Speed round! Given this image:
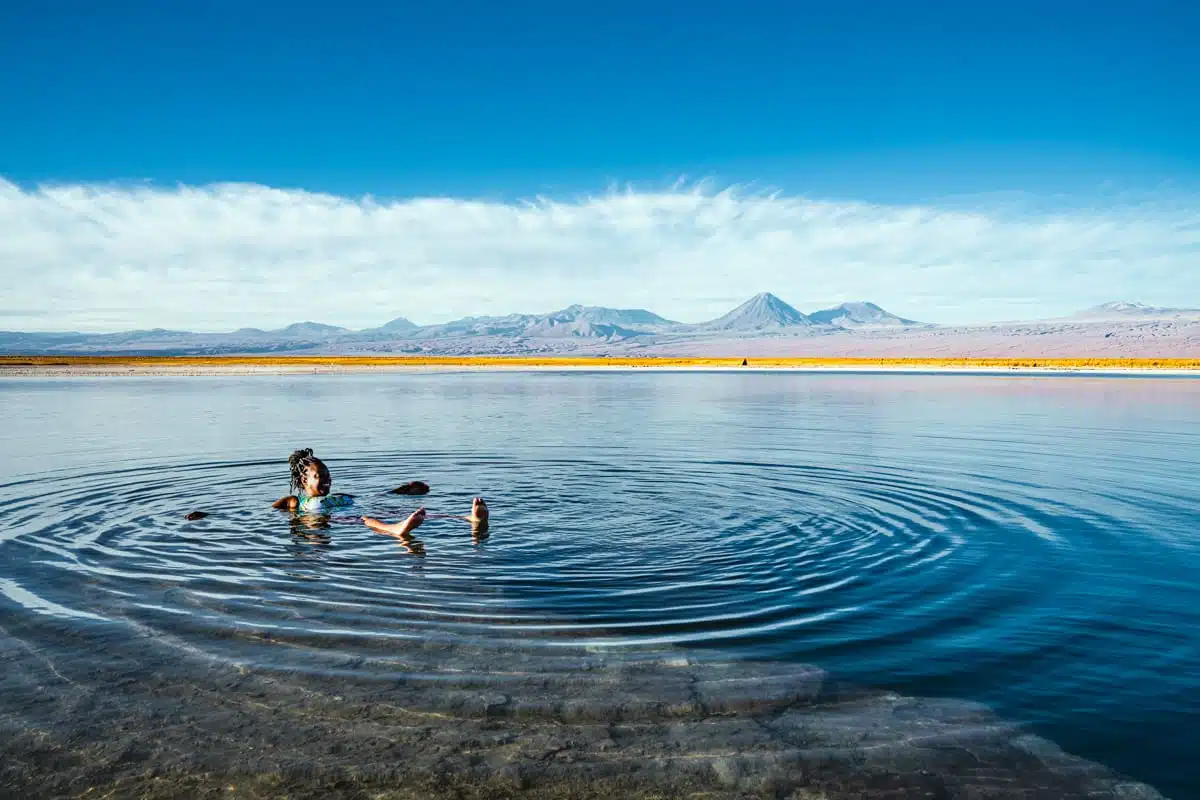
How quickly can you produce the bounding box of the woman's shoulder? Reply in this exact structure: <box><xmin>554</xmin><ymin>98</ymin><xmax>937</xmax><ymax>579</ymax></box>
<box><xmin>272</xmin><ymin>495</ymin><xmax>299</xmax><ymax>510</ymax></box>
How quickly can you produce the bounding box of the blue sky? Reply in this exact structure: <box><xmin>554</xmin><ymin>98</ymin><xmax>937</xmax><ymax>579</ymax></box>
<box><xmin>0</xmin><ymin>1</ymin><xmax>1197</xmax><ymax>330</ymax></box>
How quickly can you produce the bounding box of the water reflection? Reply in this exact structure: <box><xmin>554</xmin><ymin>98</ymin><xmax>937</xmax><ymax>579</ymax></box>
<box><xmin>385</xmin><ymin>529</ymin><xmax>426</xmax><ymax>556</ymax></box>
<box><xmin>288</xmin><ymin>514</ymin><xmax>334</xmax><ymax>535</ymax></box>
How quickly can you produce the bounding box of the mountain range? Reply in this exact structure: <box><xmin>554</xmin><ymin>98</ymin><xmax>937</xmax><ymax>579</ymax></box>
<box><xmin>1</xmin><ymin>295</ymin><xmax>1196</xmax><ymax>357</ymax></box>
<box><xmin>0</xmin><ymin>294</ymin><xmax>926</xmax><ymax>355</ymax></box>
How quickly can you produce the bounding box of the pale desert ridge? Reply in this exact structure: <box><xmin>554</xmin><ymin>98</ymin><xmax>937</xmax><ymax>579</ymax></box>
<box><xmin>1</xmin><ymin>296</ymin><xmax>1198</xmax><ymax>359</ymax></box>
<box><xmin>628</xmin><ymin>318</ymin><xmax>1200</xmax><ymax>358</ymax></box>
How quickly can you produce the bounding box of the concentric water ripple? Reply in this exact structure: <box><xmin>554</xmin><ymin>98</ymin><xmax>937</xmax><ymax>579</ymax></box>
<box><xmin>3</xmin><ymin>455</ymin><xmax>972</xmax><ymax>652</ymax></box>
<box><xmin>0</xmin><ymin>372</ymin><xmax>1197</xmax><ymax>797</ymax></box>
<box><xmin>0</xmin><ymin>445</ymin><xmax>1183</xmax><ymax>674</ymax></box>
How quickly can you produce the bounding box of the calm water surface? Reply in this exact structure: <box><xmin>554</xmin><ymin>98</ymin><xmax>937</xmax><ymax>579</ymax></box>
<box><xmin>0</xmin><ymin>372</ymin><xmax>1196</xmax><ymax>796</ymax></box>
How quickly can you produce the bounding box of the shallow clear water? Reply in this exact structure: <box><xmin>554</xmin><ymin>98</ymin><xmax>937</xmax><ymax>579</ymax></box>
<box><xmin>0</xmin><ymin>372</ymin><xmax>1197</xmax><ymax>796</ymax></box>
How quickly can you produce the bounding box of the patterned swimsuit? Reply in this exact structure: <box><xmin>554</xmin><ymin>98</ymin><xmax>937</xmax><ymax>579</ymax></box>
<box><xmin>297</xmin><ymin>494</ymin><xmax>354</xmax><ymax>513</ymax></box>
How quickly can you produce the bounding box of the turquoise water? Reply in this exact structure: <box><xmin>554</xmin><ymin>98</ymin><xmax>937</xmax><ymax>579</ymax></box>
<box><xmin>0</xmin><ymin>372</ymin><xmax>1196</xmax><ymax>797</ymax></box>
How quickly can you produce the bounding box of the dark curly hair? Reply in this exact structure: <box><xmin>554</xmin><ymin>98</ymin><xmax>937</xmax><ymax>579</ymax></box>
<box><xmin>288</xmin><ymin>448</ymin><xmax>326</xmax><ymax>494</ymax></box>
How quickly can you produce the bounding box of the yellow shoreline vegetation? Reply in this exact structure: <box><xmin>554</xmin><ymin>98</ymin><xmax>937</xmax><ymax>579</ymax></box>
<box><xmin>1</xmin><ymin>355</ymin><xmax>1197</xmax><ymax>370</ymax></box>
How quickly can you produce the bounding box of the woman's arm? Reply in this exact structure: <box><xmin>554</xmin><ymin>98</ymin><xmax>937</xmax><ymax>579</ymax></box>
<box><xmin>272</xmin><ymin>495</ymin><xmax>299</xmax><ymax>510</ymax></box>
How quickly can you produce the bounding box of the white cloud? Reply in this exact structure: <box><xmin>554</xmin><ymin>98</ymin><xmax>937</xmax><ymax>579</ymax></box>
<box><xmin>0</xmin><ymin>178</ymin><xmax>1197</xmax><ymax>331</ymax></box>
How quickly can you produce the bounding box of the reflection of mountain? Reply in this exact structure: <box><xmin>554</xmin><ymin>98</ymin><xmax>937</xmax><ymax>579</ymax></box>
<box><xmin>3</xmin><ymin>296</ymin><xmax>1196</xmax><ymax>358</ymax></box>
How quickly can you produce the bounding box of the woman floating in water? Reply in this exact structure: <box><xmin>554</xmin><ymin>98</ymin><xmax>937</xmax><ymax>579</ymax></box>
<box><xmin>271</xmin><ymin>448</ymin><xmax>356</xmax><ymax>513</ymax></box>
<box><xmin>272</xmin><ymin>448</ymin><xmax>489</xmax><ymax>543</ymax></box>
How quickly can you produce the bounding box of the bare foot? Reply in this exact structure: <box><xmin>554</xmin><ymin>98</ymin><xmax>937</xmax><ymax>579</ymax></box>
<box><xmin>363</xmin><ymin>507</ymin><xmax>427</xmax><ymax>537</ymax></box>
<box><xmin>468</xmin><ymin>497</ymin><xmax>489</xmax><ymax>535</ymax></box>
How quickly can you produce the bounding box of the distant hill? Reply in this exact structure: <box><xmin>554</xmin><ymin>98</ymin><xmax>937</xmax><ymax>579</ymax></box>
<box><xmin>808</xmin><ymin>301</ymin><xmax>921</xmax><ymax>328</ymax></box>
<box><xmin>410</xmin><ymin>313</ymin><xmax>542</xmax><ymax>340</ymax></box>
<box><xmin>373</xmin><ymin>317</ymin><xmax>419</xmax><ymax>332</ymax></box>
<box><xmin>403</xmin><ymin>304</ymin><xmax>674</xmax><ymax>342</ymax></box>
<box><xmin>1073</xmin><ymin>301</ymin><xmax>1200</xmax><ymax>320</ymax></box>
<box><xmin>523</xmin><ymin>319</ymin><xmax>643</xmax><ymax>340</ymax></box>
<box><xmin>277</xmin><ymin>322</ymin><xmax>347</xmax><ymax>338</ymax></box>
<box><xmin>692</xmin><ymin>293</ymin><xmax>811</xmax><ymax>332</ymax></box>
<box><xmin>547</xmin><ymin>304</ymin><xmax>679</xmax><ymax>331</ymax></box>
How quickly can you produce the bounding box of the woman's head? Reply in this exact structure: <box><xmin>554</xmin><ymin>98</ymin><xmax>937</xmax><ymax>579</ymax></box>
<box><xmin>289</xmin><ymin>448</ymin><xmax>331</xmax><ymax>497</ymax></box>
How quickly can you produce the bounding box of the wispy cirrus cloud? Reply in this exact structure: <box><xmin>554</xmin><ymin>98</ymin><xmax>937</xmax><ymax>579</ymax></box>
<box><xmin>0</xmin><ymin>178</ymin><xmax>1197</xmax><ymax>331</ymax></box>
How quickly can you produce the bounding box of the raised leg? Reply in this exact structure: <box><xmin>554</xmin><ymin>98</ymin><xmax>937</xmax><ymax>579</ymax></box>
<box><xmin>362</xmin><ymin>507</ymin><xmax>427</xmax><ymax>537</ymax></box>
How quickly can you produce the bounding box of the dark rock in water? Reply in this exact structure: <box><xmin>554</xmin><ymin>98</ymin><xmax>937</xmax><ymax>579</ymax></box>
<box><xmin>391</xmin><ymin>481</ymin><xmax>431</xmax><ymax>495</ymax></box>
<box><xmin>184</xmin><ymin>511</ymin><xmax>208</xmax><ymax>521</ymax></box>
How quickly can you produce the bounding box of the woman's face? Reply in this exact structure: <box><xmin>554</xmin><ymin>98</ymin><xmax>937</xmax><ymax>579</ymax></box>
<box><xmin>300</xmin><ymin>462</ymin><xmax>331</xmax><ymax>497</ymax></box>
